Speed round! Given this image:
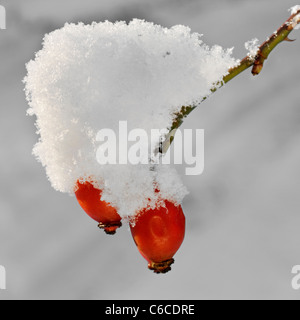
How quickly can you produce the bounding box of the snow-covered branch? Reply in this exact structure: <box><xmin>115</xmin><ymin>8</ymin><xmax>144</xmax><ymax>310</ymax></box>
<box><xmin>164</xmin><ymin>6</ymin><xmax>300</xmax><ymax>154</ymax></box>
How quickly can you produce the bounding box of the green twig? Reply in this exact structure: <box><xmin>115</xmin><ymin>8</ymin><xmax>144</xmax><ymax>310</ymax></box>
<box><xmin>161</xmin><ymin>7</ymin><xmax>300</xmax><ymax>154</ymax></box>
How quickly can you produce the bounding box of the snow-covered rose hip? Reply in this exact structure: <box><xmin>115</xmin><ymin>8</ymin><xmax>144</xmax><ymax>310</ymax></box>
<box><xmin>75</xmin><ymin>180</ymin><xmax>122</xmax><ymax>235</ymax></box>
<box><xmin>130</xmin><ymin>200</ymin><xmax>185</xmax><ymax>274</ymax></box>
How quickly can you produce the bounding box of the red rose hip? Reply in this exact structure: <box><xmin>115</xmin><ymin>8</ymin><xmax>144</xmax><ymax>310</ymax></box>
<box><xmin>130</xmin><ymin>200</ymin><xmax>185</xmax><ymax>274</ymax></box>
<box><xmin>75</xmin><ymin>180</ymin><xmax>122</xmax><ymax>235</ymax></box>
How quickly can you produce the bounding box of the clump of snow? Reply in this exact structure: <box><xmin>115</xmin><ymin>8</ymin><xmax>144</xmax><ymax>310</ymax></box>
<box><xmin>289</xmin><ymin>5</ymin><xmax>300</xmax><ymax>15</ymax></box>
<box><xmin>289</xmin><ymin>5</ymin><xmax>300</xmax><ymax>30</ymax></box>
<box><xmin>99</xmin><ymin>164</ymin><xmax>188</xmax><ymax>219</ymax></box>
<box><xmin>291</xmin><ymin>14</ymin><xmax>300</xmax><ymax>30</ymax></box>
<box><xmin>24</xmin><ymin>19</ymin><xmax>237</xmax><ymax>218</ymax></box>
<box><xmin>245</xmin><ymin>38</ymin><xmax>259</xmax><ymax>58</ymax></box>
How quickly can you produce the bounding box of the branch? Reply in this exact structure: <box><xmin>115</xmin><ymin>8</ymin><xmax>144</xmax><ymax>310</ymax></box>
<box><xmin>160</xmin><ymin>7</ymin><xmax>300</xmax><ymax>155</ymax></box>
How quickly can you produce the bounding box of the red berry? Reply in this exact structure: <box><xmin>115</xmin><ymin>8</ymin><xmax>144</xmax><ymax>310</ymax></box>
<box><xmin>75</xmin><ymin>180</ymin><xmax>122</xmax><ymax>235</ymax></box>
<box><xmin>130</xmin><ymin>200</ymin><xmax>185</xmax><ymax>274</ymax></box>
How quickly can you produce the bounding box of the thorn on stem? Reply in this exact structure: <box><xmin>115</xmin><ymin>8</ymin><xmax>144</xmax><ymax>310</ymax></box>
<box><xmin>284</xmin><ymin>36</ymin><xmax>296</xmax><ymax>42</ymax></box>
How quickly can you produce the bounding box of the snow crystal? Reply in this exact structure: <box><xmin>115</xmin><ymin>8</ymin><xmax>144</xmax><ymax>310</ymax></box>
<box><xmin>24</xmin><ymin>19</ymin><xmax>237</xmax><ymax>217</ymax></box>
<box><xmin>245</xmin><ymin>38</ymin><xmax>259</xmax><ymax>58</ymax></box>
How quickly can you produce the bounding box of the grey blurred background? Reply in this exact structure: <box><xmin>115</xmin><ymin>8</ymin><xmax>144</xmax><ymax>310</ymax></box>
<box><xmin>0</xmin><ymin>0</ymin><xmax>300</xmax><ymax>300</ymax></box>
